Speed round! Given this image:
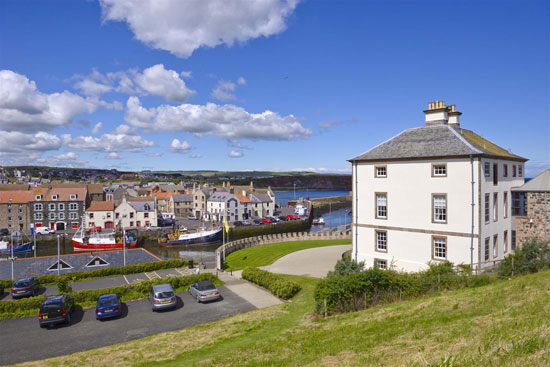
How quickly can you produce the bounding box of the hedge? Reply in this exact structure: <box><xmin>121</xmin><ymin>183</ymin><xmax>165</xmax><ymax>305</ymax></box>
<box><xmin>0</xmin><ymin>259</ymin><xmax>189</xmax><ymax>290</ymax></box>
<box><xmin>0</xmin><ymin>273</ymin><xmax>219</xmax><ymax>320</ymax></box>
<box><xmin>241</xmin><ymin>267</ymin><xmax>301</xmax><ymax>300</ymax></box>
<box><xmin>314</xmin><ymin>261</ymin><xmax>496</xmax><ymax>316</ymax></box>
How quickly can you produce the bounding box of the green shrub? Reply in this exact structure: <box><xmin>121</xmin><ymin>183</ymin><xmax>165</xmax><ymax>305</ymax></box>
<box><xmin>56</xmin><ymin>277</ymin><xmax>72</xmax><ymax>294</ymax></box>
<box><xmin>498</xmin><ymin>240</ymin><xmax>550</xmax><ymax>277</ymax></box>
<box><xmin>330</xmin><ymin>257</ymin><xmax>365</xmax><ymax>277</ymax></box>
<box><xmin>242</xmin><ymin>267</ymin><xmax>301</xmax><ymax>300</ymax></box>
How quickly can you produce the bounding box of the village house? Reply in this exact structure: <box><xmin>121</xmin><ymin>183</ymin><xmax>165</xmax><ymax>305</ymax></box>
<box><xmin>115</xmin><ymin>197</ymin><xmax>157</xmax><ymax>228</ymax></box>
<box><xmin>87</xmin><ymin>183</ymin><xmax>105</xmax><ymax>201</ymax></box>
<box><xmin>511</xmin><ymin>170</ymin><xmax>550</xmax><ymax>246</ymax></box>
<box><xmin>29</xmin><ymin>187</ymin><xmax>88</xmax><ymax>231</ymax></box>
<box><xmin>349</xmin><ymin>101</ymin><xmax>527</xmax><ymax>272</ymax></box>
<box><xmin>86</xmin><ymin>201</ymin><xmax>115</xmax><ymax>230</ymax></box>
<box><xmin>153</xmin><ymin>192</ymin><xmax>174</xmax><ymax>213</ymax></box>
<box><xmin>207</xmin><ymin>191</ymin><xmax>244</xmax><ymax>222</ymax></box>
<box><xmin>0</xmin><ymin>191</ymin><xmax>32</xmax><ymax>232</ymax></box>
<box><xmin>170</xmin><ymin>194</ymin><xmax>194</xmax><ymax>217</ymax></box>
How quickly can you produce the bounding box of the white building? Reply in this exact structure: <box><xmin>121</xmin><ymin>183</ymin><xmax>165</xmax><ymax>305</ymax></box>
<box><xmin>86</xmin><ymin>201</ymin><xmax>115</xmax><ymax>230</ymax></box>
<box><xmin>207</xmin><ymin>192</ymin><xmax>244</xmax><ymax>223</ymax></box>
<box><xmin>349</xmin><ymin>101</ymin><xmax>527</xmax><ymax>272</ymax></box>
<box><xmin>115</xmin><ymin>197</ymin><xmax>157</xmax><ymax>228</ymax></box>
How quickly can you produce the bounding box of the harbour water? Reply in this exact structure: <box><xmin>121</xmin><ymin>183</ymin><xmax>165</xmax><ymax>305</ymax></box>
<box><xmin>275</xmin><ymin>190</ymin><xmax>350</xmax><ymax>206</ymax></box>
<box><xmin>310</xmin><ymin>208</ymin><xmax>352</xmax><ymax>232</ymax></box>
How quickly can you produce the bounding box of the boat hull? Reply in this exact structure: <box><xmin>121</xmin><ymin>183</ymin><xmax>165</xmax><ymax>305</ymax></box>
<box><xmin>0</xmin><ymin>241</ymin><xmax>33</xmax><ymax>255</ymax></box>
<box><xmin>159</xmin><ymin>229</ymin><xmax>222</xmax><ymax>247</ymax></box>
<box><xmin>72</xmin><ymin>240</ymin><xmax>136</xmax><ymax>252</ymax></box>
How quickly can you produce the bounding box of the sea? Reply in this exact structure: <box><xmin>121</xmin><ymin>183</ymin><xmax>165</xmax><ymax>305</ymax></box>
<box><xmin>275</xmin><ymin>190</ymin><xmax>350</xmax><ymax>206</ymax></box>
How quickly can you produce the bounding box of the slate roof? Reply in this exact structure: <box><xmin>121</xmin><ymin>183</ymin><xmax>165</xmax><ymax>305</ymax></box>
<box><xmin>512</xmin><ymin>170</ymin><xmax>550</xmax><ymax>192</ymax></box>
<box><xmin>129</xmin><ymin>201</ymin><xmax>154</xmax><ymax>212</ymax></box>
<box><xmin>172</xmin><ymin>194</ymin><xmax>193</xmax><ymax>203</ymax></box>
<box><xmin>208</xmin><ymin>192</ymin><xmax>233</xmax><ymax>202</ymax></box>
<box><xmin>349</xmin><ymin>125</ymin><xmax>527</xmax><ymax>162</ymax></box>
<box><xmin>0</xmin><ymin>248</ymin><xmax>159</xmax><ymax>279</ymax></box>
<box><xmin>250</xmin><ymin>193</ymin><xmax>272</xmax><ymax>203</ymax></box>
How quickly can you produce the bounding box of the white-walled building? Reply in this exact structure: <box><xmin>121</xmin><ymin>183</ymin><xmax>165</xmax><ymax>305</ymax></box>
<box><xmin>86</xmin><ymin>201</ymin><xmax>115</xmax><ymax>229</ymax></box>
<box><xmin>349</xmin><ymin>101</ymin><xmax>527</xmax><ymax>272</ymax></box>
<box><xmin>115</xmin><ymin>197</ymin><xmax>157</xmax><ymax>228</ymax></box>
<box><xmin>207</xmin><ymin>192</ymin><xmax>244</xmax><ymax>222</ymax></box>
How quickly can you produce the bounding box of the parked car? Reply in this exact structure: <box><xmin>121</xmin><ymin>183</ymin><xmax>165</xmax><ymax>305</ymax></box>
<box><xmin>285</xmin><ymin>214</ymin><xmax>295</xmax><ymax>220</ymax></box>
<box><xmin>144</xmin><ymin>226</ymin><xmax>162</xmax><ymax>231</ymax></box>
<box><xmin>278</xmin><ymin>216</ymin><xmax>289</xmax><ymax>222</ymax></box>
<box><xmin>187</xmin><ymin>215</ymin><xmax>198</xmax><ymax>220</ymax></box>
<box><xmin>11</xmin><ymin>277</ymin><xmax>40</xmax><ymax>298</ymax></box>
<box><xmin>95</xmin><ymin>294</ymin><xmax>122</xmax><ymax>320</ymax></box>
<box><xmin>0</xmin><ymin>228</ymin><xmax>9</xmax><ymax>236</ymax></box>
<box><xmin>233</xmin><ymin>221</ymin><xmax>243</xmax><ymax>227</ymax></box>
<box><xmin>148</xmin><ymin>284</ymin><xmax>177</xmax><ymax>311</ymax></box>
<box><xmin>35</xmin><ymin>227</ymin><xmax>55</xmax><ymax>235</ymax></box>
<box><xmin>241</xmin><ymin>220</ymin><xmax>251</xmax><ymax>226</ymax></box>
<box><xmin>253</xmin><ymin>219</ymin><xmax>264</xmax><ymax>225</ymax></box>
<box><xmin>261</xmin><ymin>218</ymin><xmax>271</xmax><ymax>224</ymax></box>
<box><xmin>189</xmin><ymin>280</ymin><xmax>221</xmax><ymax>303</ymax></box>
<box><xmin>267</xmin><ymin>216</ymin><xmax>279</xmax><ymax>223</ymax></box>
<box><xmin>39</xmin><ymin>294</ymin><xmax>74</xmax><ymax>328</ymax></box>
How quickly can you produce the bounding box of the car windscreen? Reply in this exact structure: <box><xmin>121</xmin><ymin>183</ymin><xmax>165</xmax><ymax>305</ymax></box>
<box><xmin>41</xmin><ymin>304</ymin><xmax>62</xmax><ymax>311</ymax></box>
<box><xmin>196</xmin><ymin>282</ymin><xmax>215</xmax><ymax>291</ymax></box>
<box><xmin>155</xmin><ymin>291</ymin><xmax>174</xmax><ymax>299</ymax></box>
<box><xmin>13</xmin><ymin>281</ymin><xmax>30</xmax><ymax>288</ymax></box>
<box><xmin>98</xmin><ymin>298</ymin><xmax>117</xmax><ymax>306</ymax></box>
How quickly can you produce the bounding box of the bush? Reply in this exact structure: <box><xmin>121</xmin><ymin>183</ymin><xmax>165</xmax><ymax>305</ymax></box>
<box><xmin>1</xmin><ymin>259</ymin><xmax>189</xmax><ymax>290</ymax></box>
<box><xmin>498</xmin><ymin>240</ymin><xmax>550</xmax><ymax>277</ymax></box>
<box><xmin>56</xmin><ymin>277</ymin><xmax>72</xmax><ymax>294</ymax></box>
<box><xmin>242</xmin><ymin>267</ymin><xmax>301</xmax><ymax>300</ymax></box>
<box><xmin>329</xmin><ymin>257</ymin><xmax>365</xmax><ymax>277</ymax></box>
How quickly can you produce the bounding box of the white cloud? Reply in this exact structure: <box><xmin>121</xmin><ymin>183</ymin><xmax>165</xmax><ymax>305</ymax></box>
<box><xmin>228</xmin><ymin>150</ymin><xmax>243</xmax><ymax>158</ymax></box>
<box><xmin>146</xmin><ymin>152</ymin><xmax>162</xmax><ymax>157</ymax></box>
<box><xmin>91</xmin><ymin>122</ymin><xmax>102</xmax><ymax>134</ymax></box>
<box><xmin>106</xmin><ymin>152</ymin><xmax>123</xmax><ymax>160</ymax></box>
<box><xmin>237</xmin><ymin>77</ymin><xmax>246</xmax><ymax>86</ymax></box>
<box><xmin>0</xmin><ymin>70</ymin><xmax>98</xmax><ymax>132</ymax></box>
<box><xmin>228</xmin><ymin>139</ymin><xmax>252</xmax><ymax>150</ymax></box>
<box><xmin>99</xmin><ymin>0</ymin><xmax>299</xmax><ymax>58</ymax></box>
<box><xmin>125</xmin><ymin>97</ymin><xmax>312</xmax><ymax>141</ymax></box>
<box><xmin>190</xmin><ymin>153</ymin><xmax>202</xmax><ymax>159</ymax></box>
<box><xmin>64</xmin><ymin>126</ymin><xmax>155</xmax><ymax>153</ymax></box>
<box><xmin>169</xmin><ymin>139</ymin><xmax>191</xmax><ymax>153</ymax></box>
<box><xmin>113</xmin><ymin>124</ymin><xmax>137</xmax><ymax>135</ymax></box>
<box><xmin>0</xmin><ymin>131</ymin><xmax>62</xmax><ymax>153</ymax></box>
<box><xmin>180</xmin><ymin>71</ymin><xmax>192</xmax><ymax>78</ymax></box>
<box><xmin>211</xmin><ymin>80</ymin><xmax>237</xmax><ymax>101</ymax></box>
<box><xmin>134</xmin><ymin>64</ymin><xmax>195</xmax><ymax>103</ymax></box>
<box><xmin>52</xmin><ymin>151</ymin><xmax>79</xmax><ymax>160</ymax></box>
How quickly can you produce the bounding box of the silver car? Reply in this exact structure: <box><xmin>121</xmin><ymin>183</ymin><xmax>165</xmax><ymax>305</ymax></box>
<box><xmin>148</xmin><ymin>284</ymin><xmax>177</xmax><ymax>311</ymax></box>
<box><xmin>189</xmin><ymin>280</ymin><xmax>221</xmax><ymax>303</ymax></box>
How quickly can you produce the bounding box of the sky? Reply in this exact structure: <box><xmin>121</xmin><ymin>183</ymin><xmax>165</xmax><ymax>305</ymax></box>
<box><xmin>0</xmin><ymin>0</ymin><xmax>548</xmax><ymax>176</ymax></box>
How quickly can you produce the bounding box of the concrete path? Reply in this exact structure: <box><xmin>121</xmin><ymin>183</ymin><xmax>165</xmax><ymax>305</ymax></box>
<box><xmin>261</xmin><ymin>245</ymin><xmax>351</xmax><ymax>278</ymax></box>
<box><xmin>214</xmin><ymin>270</ymin><xmax>282</xmax><ymax>308</ymax></box>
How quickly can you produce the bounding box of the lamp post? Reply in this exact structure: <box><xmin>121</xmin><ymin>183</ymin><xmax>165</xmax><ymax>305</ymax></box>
<box><xmin>57</xmin><ymin>235</ymin><xmax>60</xmax><ymax>276</ymax></box>
<box><xmin>10</xmin><ymin>232</ymin><xmax>15</xmax><ymax>281</ymax></box>
<box><xmin>293</xmin><ymin>183</ymin><xmax>296</xmax><ymax>200</ymax></box>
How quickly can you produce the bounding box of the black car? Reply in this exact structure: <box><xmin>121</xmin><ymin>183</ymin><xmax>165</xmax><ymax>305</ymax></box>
<box><xmin>0</xmin><ymin>228</ymin><xmax>9</xmax><ymax>236</ymax></box>
<box><xmin>39</xmin><ymin>295</ymin><xmax>74</xmax><ymax>328</ymax></box>
<box><xmin>278</xmin><ymin>216</ymin><xmax>289</xmax><ymax>221</ymax></box>
<box><xmin>11</xmin><ymin>277</ymin><xmax>40</xmax><ymax>298</ymax></box>
<box><xmin>233</xmin><ymin>221</ymin><xmax>243</xmax><ymax>227</ymax></box>
<box><xmin>253</xmin><ymin>219</ymin><xmax>263</xmax><ymax>225</ymax></box>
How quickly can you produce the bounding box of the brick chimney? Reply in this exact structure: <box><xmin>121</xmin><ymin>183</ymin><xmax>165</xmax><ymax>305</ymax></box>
<box><xmin>424</xmin><ymin>100</ymin><xmax>461</xmax><ymax>127</ymax></box>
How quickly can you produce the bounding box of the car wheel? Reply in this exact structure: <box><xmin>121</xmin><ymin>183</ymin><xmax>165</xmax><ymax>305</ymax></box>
<box><xmin>196</xmin><ymin>295</ymin><xmax>200</xmax><ymax>303</ymax></box>
<box><xmin>39</xmin><ymin>324</ymin><xmax>46</xmax><ymax>328</ymax></box>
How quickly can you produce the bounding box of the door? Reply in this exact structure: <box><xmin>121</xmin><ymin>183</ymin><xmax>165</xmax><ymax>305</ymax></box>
<box><xmin>56</xmin><ymin>222</ymin><xmax>65</xmax><ymax>231</ymax></box>
<box><xmin>104</xmin><ymin>221</ymin><xmax>114</xmax><ymax>229</ymax></box>
<box><xmin>50</xmin><ymin>222</ymin><xmax>55</xmax><ymax>230</ymax></box>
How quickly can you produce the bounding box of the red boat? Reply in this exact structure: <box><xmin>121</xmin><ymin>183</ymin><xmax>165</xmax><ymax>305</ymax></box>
<box><xmin>72</xmin><ymin>226</ymin><xmax>137</xmax><ymax>252</ymax></box>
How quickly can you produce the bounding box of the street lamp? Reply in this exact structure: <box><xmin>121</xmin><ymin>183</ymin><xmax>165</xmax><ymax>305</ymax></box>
<box><xmin>293</xmin><ymin>183</ymin><xmax>296</xmax><ymax>200</ymax></box>
<box><xmin>57</xmin><ymin>235</ymin><xmax>60</xmax><ymax>276</ymax></box>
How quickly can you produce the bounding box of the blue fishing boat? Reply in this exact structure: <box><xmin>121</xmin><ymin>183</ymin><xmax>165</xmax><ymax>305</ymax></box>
<box><xmin>159</xmin><ymin>228</ymin><xmax>222</xmax><ymax>247</ymax></box>
<box><xmin>0</xmin><ymin>240</ymin><xmax>33</xmax><ymax>255</ymax></box>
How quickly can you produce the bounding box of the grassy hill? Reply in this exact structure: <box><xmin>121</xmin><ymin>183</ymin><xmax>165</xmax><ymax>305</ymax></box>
<box><xmin>15</xmin><ymin>271</ymin><xmax>550</xmax><ymax>367</ymax></box>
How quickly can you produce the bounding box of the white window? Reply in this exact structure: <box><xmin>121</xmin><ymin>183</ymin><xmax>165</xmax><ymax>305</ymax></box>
<box><xmin>375</xmin><ymin>259</ymin><xmax>387</xmax><ymax>270</ymax></box>
<box><xmin>512</xmin><ymin>165</ymin><xmax>517</xmax><ymax>177</ymax></box>
<box><xmin>484</xmin><ymin>194</ymin><xmax>490</xmax><ymax>223</ymax></box>
<box><xmin>503</xmin><ymin>192</ymin><xmax>508</xmax><ymax>219</ymax></box>
<box><xmin>493</xmin><ymin>193</ymin><xmax>498</xmax><ymax>222</ymax></box>
<box><xmin>58</xmin><ymin>203</ymin><xmax>65</xmax><ymax>211</ymax></box>
<box><xmin>484</xmin><ymin>162</ymin><xmax>490</xmax><ymax>177</ymax></box>
<box><xmin>503</xmin><ymin>164</ymin><xmax>508</xmax><ymax>177</ymax></box>
<box><xmin>34</xmin><ymin>213</ymin><xmax>43</xmax><ymax>220</ymax></box>
<box><xmin>433</xmin><ymin>195</ymin><xmax>447</xmax><ymax>223</ymax></box>
<box><xmin>70</xmin><ymin>194</ymin><xmax>76</xmax><ymax>200</ymax></box>
<box><xmin>35</xmin><ymin>194</ymin><xmax>42</xmax><ymax>201</ymax></box>
<box><xmin>518</xmin><ymin>165</ymin><xmax>523</xmax><ymax>177</ymax></box>
<box><xmin>48</xmin><ymin>212</ymin><xmax>56</xmax><ymax>220</ymax></box>
<box><xmin>376</xmin><ymin>193</ymin><xmax>387</xmax><ymax>219</ymax></box>
<box><xmin>69</xmin><ymin>212</ymin><xmax>78</xmax><ymax>220</ymax></box>
<box><xmin>69</xmin><ymin>203</ymin><xmax>78</xmax><ymax>211</ymax></box>
<box><xmin>34</xmin><ymin>203</ymin><xmax>43</xmax><ymax>211</ymax></box>
<box><xmin>493</xmin><ymin>235</ymin><xmax>498</xmax><ymax>258</ymax></box>
<box><xmin>484</xmin><ymin>238</ymin><xmax>490</xmax><ymax>261</ymax></box>
<box><xmin>376</xmin><ymin>231</ymin><xmax>387</xmax><ymax>252</ymax></box>
<box><xmin>52</xmin><ymin>195</ymin><xmax>58</xmax><ymax>201</ymax></box>
<box><xmin>433</xmin><ymin>164</ymin><xmax>446</xmax><ymax>177</ymax></box>
<box><xmin>375</xmin><ymin>166</ymin><xmax>387</xmax><ymax>178</ymax></box>
<box><xmin>48</xmin><ymin>203</ymin><xmax>56</xmax><ymax>211</ymax></box>
<box><xmin>433</xmin><ymin>238</ymin><xmax>447</xmax><ymax>260</ymax></box>
<box><xmin>58</xmin><ymin>212</ymin><xmax>65</xmax><ymax>220</ymax></box>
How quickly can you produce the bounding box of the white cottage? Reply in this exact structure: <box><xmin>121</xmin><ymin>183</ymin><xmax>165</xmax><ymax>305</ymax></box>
<box><xmin>349</xmin><ymin>101</ymin><xmax>527</xmax><ymax>272</ymax></box>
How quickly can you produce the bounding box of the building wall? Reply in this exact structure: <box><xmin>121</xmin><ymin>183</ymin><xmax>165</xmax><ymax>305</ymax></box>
<box><xmin>515</xmin><ymin>192</ymin><xmax>550</xmax><ymax>246</ymax></box>
<box><xmin>86</xmin><ymin>210</ymin><xmax>115</xmax><ymax>229</ymax></box>
<box><xmin>114</xmin><ymin>201</ymin><xmax>136</xmax><ymax>228</ymax></box>
<box><xmin>30</xmin><ymin>200</ymin><xmax>85</xmax><ymax>230</ymax></box>
<box><xmin>352</xmin><ymin>158</ymin><xmax>481</xmax><ymax>272</ymax></box>
<box><xmin>0</xmin><ymin>203</ymin><xmax>30</xmax><ymax>231</ymax></box>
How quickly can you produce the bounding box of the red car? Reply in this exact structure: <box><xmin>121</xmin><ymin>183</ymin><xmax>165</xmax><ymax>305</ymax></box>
<box><xmin>285</xmin><ymin>215</ymin><xmax>295</xmax><ymax>220</ymax></box>
<box><xmin>261</xmin><ymin>218</ymin><xmax>272</xmax><ymax>224</ymax></box>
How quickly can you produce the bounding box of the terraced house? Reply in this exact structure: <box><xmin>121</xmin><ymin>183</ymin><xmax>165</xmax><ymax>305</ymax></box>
<box><xmin>349</xmin><ymin>101</ymin><xmax>527</xmax><ymax>272</ymax></box>
<box><xmin>0</xmin><ymin>191</ymin><xmax>32</xmax><ymax>232</ymax></box>
<box><xmin>29</xmin><ymin>187</ymin><xmax>88</xmax><ymax>231</ymax></box>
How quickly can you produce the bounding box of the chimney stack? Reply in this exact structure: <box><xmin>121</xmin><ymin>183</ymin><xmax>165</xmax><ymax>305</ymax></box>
<box><xmin>423</xmin><ymin>100</ymin><xmax>461</xmax><ymax>127</ymax></box>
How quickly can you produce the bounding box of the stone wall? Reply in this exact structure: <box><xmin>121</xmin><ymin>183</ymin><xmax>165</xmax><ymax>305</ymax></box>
<box><xmin>216</xmin><ymin>230</ymin><xmax>352</xmax><ymax>269</ymax></box>
<box><xmin>516</xmin><ymin>191</ymin><xmax>550</xmax><ymax>247</ymax></box>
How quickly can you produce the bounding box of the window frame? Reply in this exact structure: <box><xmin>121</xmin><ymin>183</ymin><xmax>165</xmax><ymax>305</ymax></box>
<box><xmin>484</xmin><ymin>193</ymin><xmax>490</xmax><ymax>224</ymax></box>
<box><xmin>504</xmin><ymin>230</ymin><xmax>508</xmax><ymax>254</ymax></box>
<box><xmin>34</xmin><ymin>203</ymin><xmax>43</xmax><ymax>212</ymax></box>
<box><xmin>432</xmin><ymin>193</ymin><xmax>448</xmax><ymax>224</ymax></box>
<box><xmin>374</xmin><ymin>165</ymin><xmax>387</xmax><ymax>178</ymax></box>
<box><xmin>512</xmin><ymin>165</ymin><xmax>517</xmax><ymax>177</ymax></box>
<box><xmin>431</xmin><ymin>236</ymin><xmax>447</xmax><ymax>261</ymax></box>
<box><xmin>374</xmin><ymin>258</ymin><xmax>387</xmax><ymax>270</ymax></box>
<box><xmin>374</xmin><ymin>192</ymin><xmax>388</xmax><ymax>220</ymax></box>
<box><xmin>484</xmin><ymin>162</ymin><xmax>490</xmax><ymax>177</ymax></box>
<box><xmin>374</xmin><ymin>230</ymin><xmax>388</xmax><ymax>253</ymax></box>
<box><xmin>484</xmin><ymin>237</ymin><xmax>490</xmax><ymax>261</ymax></box>
<box><xmin>503</xmin><ymin>192</ymin><xmax>508</xmax><ymax>219</ymax></box>
<box><xmin>493</xmin><ymin>234</ymin><xmax>498</xmax><ymax>259</ymax></box>
<box><xmin>69</xmin><ymin>203</ymin><xmax>78</xmax><ymax>211</ymax></box>
<box><xmin>431</xmin><ymin>163</ymin><xmax>447</xmax><ymax>177</ymax></box>
<box><xmin>518</xmin><ymin>165</ymin><xmax>523</xmax><ymax>177</ymax></box>
<box><xmin>493</xmin><ymin>192</ymin><xmax>498</xmax><ymax>222</ymax></box>
<box><xmin>503</xmin><ymin>164</ymin><xmax>508</xmax><ymax>178</ymax></box>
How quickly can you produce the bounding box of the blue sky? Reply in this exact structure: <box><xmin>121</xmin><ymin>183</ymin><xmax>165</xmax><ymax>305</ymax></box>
<box><xmin>0</xmin><ymin>0</ymin><xmax>548</xmax><ymax>176</ymax></box>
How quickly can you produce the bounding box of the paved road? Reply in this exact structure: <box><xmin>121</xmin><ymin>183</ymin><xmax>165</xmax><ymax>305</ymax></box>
<box><xmin>0</xmin><ymin>285</ymin><xmax>256</xmax><ymax>366</ymax></box>
<box><xmin>262</xmin><ymin>244</ymin><xmax>352</xmax><ymax>278</ymax></box>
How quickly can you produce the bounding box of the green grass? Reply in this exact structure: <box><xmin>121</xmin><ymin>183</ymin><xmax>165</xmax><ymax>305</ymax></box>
<box><xmin>223</xmin><ymin>239</ymin><xmax>352</xmax><ymax>271</ymax></box>
<box><xmin>17</xmin><ymin>270</ymin><xmax>550</xmax><ymax>367</ymax></box>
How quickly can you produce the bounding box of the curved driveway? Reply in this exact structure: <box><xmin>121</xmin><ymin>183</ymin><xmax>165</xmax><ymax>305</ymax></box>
<box><xmin>261</xmin><ymin>244</ymin><xmax>351</xmax><ymax>278</ymax></box>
